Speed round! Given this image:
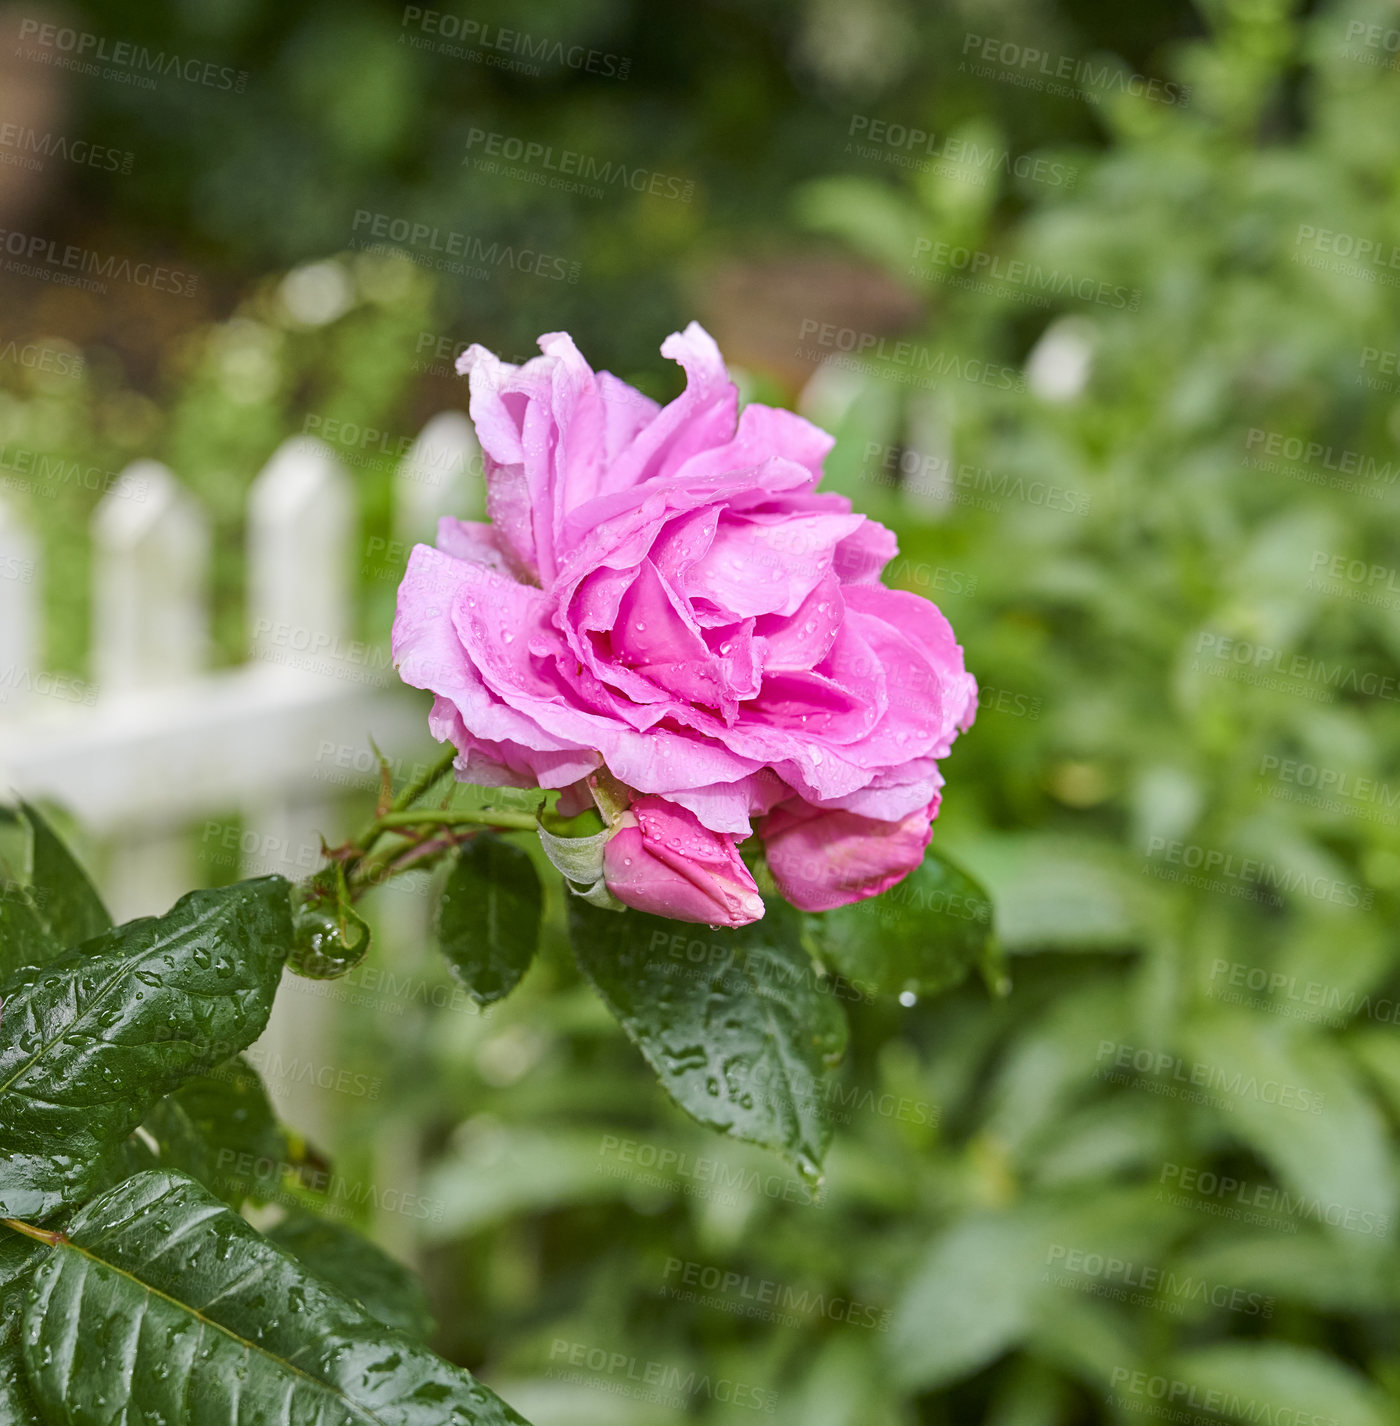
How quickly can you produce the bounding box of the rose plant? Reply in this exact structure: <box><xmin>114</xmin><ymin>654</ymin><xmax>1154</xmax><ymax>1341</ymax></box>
<box><xmin>0</xmin><ymin>327</ymin><xmax>994</xmax><ymax>1425</ymax></box>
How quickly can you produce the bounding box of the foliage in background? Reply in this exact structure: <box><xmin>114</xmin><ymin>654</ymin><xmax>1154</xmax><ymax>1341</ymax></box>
<box><xmin>7</xmin><ymin>0</ymin><xmax>1400</xmax><ymax>1421</ymax></box>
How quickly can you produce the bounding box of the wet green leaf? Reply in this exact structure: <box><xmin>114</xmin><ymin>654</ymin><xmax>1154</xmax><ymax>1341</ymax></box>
<box><xmin>0</xmin><ymin>877</ymin><xmax>292</xmax><ymax>1218</ymax></box>
<box><xmin>21</xmin><ymin>1170</ymin><xmax>529</xmax><ymax>1425</ymax></box>
<box><xmin>437</xmin><ymin>834</ymin><xmax>541</xmax><ymax>1005</ymax></box>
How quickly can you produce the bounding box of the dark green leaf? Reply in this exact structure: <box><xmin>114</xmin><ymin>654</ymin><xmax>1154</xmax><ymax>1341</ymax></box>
<box><xmin>0</xmin><ymin>1232</ymin><xmax>39</xmax><ymax>1424</ymax></box>
<box><xmin>0</xmin><ymin>801</ymin><xmax>110</xmax><ymax>981</ymax></box>
<box><xmin>139</xmin><ymin>1056</ymin><xmax>290</xmax><ymax>1206</ymax></box>
<box><xmin>269</xmin><ymin>1207</ymin><xmax>435</xmax><ymax>1339</ymax></box>
<box><xmin>0</xmin><ymin>876</ymin><xmax>293</xmax><ymax>1218</ymax></box>
<box><xmin>438</xmin><ymin>834</ymin><xmax>542</xmax><ymax>1004</ymax></box>
<box><xmin>22</xmin><ymin>1170</ymin><xmax>529</xmax><ymax>1425</ymax></box>
<box><xmin>23</xmin><ymin>800</ymin><xmax>111</xmax><ymax>951</ymax></box>
<box><xmin>568</xmin><ymin>897</ymin><xmax>848</xmax><ymax>1174</ymax></box>
<box><xmin>805</xmin><ymin>847</ymin><xmax>996</xmax><ymax>998</ymax></box>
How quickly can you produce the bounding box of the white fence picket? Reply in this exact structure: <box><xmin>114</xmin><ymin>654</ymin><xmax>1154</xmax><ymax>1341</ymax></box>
<box><xmin>91</xmin><ymin>461</ymin><xmax>210</xmax><ymax>693</ymax></box>
<box><xmin>0</xmin><ymin>497</ymin><xmax>40</xmax><ymax>719</ymax></box>
<box><xmin>247</xmin><ymin>436</ymin><xmax>353</xmax><ymax>666</ymax></box>
<box><xmin>395</xmin><ymin>410</ymin><xmax>483</xmax><ymax>548</ymax></box>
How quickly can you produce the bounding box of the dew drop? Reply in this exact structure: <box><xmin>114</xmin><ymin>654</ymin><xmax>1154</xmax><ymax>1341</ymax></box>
<box><xmin>899</xmin><ymin>990</ymin><xmax>918</xmax><ymax>1007</ymax></box>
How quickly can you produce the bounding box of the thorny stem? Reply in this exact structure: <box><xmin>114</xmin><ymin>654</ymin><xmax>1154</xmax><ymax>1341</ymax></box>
<box><xmin>348</xmin><ymin>827</ymin><xmax>479</xmax><ymax>895</ymax></box>
<box><xmin>333</xmin><ymin>741</ymin><xmax>544</xmax><ymax>902</ymax></box>
<box><xmin>342</xmin><ymin>809</ymin><xmax>541</xmax><ymax>902</ymax></box>
<box><xmin>390</xmin><ymin>746</ymin><xmax>460</xmax><ymax>816</ymax></box>
<box><xmin>349</xmin><ymin>745</ymin><xmax>459</xmax><ymax>855</ymax></box>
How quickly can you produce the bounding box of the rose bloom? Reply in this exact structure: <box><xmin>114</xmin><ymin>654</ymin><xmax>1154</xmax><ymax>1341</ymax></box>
<box><xmin>393</xmin><ymin>324</ymin><xmax>975</xmax><ymax>923</ymax></box>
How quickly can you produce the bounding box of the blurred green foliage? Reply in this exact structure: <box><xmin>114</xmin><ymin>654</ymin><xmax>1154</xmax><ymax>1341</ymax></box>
<box><xmin>9</xmin><ymin>0</ymin><xmax>1400</xmax><ymax>1420</ymax></box>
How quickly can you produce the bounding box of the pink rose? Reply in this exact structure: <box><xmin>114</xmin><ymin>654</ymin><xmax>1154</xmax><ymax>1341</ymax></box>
<box><xmin>603</xmin><ymin>795</ymin><xmax>764</xmax><ymax>928</ymax></box>
<box><xmin>392</xmin><ymin>323</ymin><xmax>975</xmax><ymax>919</ymax></box>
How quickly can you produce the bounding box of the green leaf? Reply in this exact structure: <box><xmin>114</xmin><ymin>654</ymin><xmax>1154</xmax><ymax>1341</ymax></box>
<box><xmin>1178</xmin><ymin>1009</ymin><xmax>1397</xmax><ymax>1229</ymax></box>
<box><xmin>0</xmin><ymin>876</ymin><xmax>293</xmax><ymax>1219</ymax></box>
<box><xmin>1162</xmin><ymin>1343</ymin><xmax>1392</xmax><ymax>1426</ymax></box>
<box><xmin>805</xmin><ymin>847</ymin><xmax>996</xmax><ymax>998</ymax></box>
<box><xmin>567</xmin><ymin>897</ymin><xmax>848</xmax><ymax>1174</ymax></box>
<box><xmin>23</xmin><ymin>800</ymin><xmax>111</xmax><ymax>950</ymax></box>
<box><xmin>0</xmin><ymin>801</ymin><xmax>111</xmax><ymax>980</ymax></box>
<box><xmin>139</xmin><ymin>1056</ymin><xmax>290</xmax><ymax>1207</ymax></box>
<box><xmin>268</xmin><ymin>1207</ymin><xmax>435</xmax><ymax>1339</ymax></box>
<box><xmin>0</xmin><ymin>1232</ymin><xmax>39</xmax><ymax>1424</ymax></box>
<box><xmin>437</xmin><ymin>834</ymin><xmax>542</xmax><ymax>1005</ymax></box>
<box><xmin>21</xmin><ymin>1170</ymin><xmax>529</xmax><ymax>1425</ymax></box>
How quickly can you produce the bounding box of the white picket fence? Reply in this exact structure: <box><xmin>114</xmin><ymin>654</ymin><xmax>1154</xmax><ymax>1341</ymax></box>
<box><xmin>0</xmin><ymin>411</ymin><xmax>482</xmax><ymax>1144</ymax></box>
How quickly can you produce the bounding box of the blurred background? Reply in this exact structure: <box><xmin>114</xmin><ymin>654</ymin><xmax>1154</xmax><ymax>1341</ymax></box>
<box><xmin>4</xmin><ymin>0</ymin><xmax>1400</xmax><ymax>1421</ymax></box>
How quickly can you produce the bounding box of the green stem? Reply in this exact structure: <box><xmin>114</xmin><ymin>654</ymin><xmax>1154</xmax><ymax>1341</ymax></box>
<box><xmin>2</xmin><ymin>1217</ymin><xmax>65</xmax><ymax>1247</ymax></box>
<box><xmin>371</xmin><ymin>809</ymin><xmax>539</xmax><ymax>833</ymax></box>
<box><xmin>391</xmin><ymin>746</ymin><xmax>459</xmax><ymax>814</ymax></box>
<box><xmin>349</xmin><ymin>746</ymin><xmax>460</xmax><ymax>855</ymax></box>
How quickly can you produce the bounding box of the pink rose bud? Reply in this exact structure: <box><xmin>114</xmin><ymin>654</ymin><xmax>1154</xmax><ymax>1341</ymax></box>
<box><xmin>603</xmin><ymin>795</ymin><xmax>765</xmax><ymax>927</ymax></box>
<box><xmin>761</xmin><ymin>798</ymin><xmax>936</xmax><ymax>913</ymax></box>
